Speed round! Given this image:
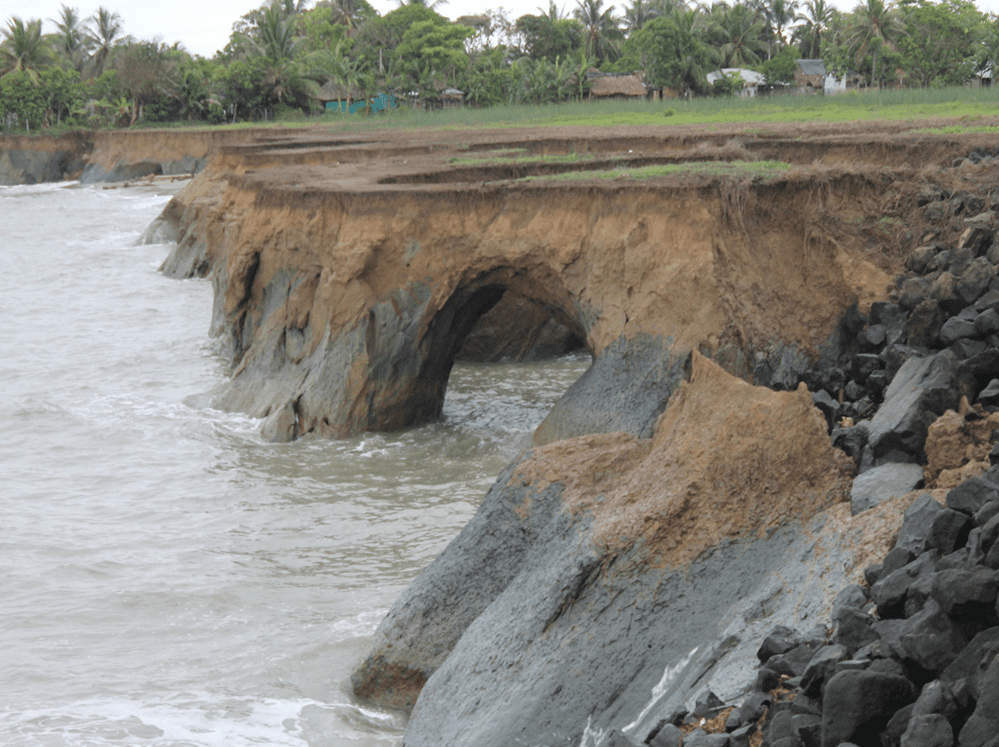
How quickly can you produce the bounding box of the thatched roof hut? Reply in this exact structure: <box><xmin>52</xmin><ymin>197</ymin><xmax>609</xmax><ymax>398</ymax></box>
<box><xmin>317</xmin><ymin>80</ymin><xmax>364</xmax><ymax>105</ymax></box>
<box><xmin>587</xmin><ymin>73</ymin><xmax>647</xmax><ymax>100</ymax></box>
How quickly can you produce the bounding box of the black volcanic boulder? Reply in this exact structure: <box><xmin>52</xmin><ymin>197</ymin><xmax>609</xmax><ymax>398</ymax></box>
<box><xmin>948</xmin><ymin>477</ymin><xmax>999</xmax><ymax>516</ymax></box>
<box><xmin>867</xmin><ymin>352</ymin><xmax>962</xmax><ymax>463</ymax></box>
<box><xmin>957</xmin><ymin>653</ymin><xmax>999</xmax><ymax>747</ymax></box>
<box><xmin>758</xmin><ymin>626</ymin><xmax>807</xmax><ymax>664</ymax></box>
<box><xmin>820</xmin><ymin>670</ymin><xmax>917</xmax><ymax>747</ymax></box>
<box><xmin>897</xmin><ymin>494</ymin><xmax>970</xmax><ymax>556</ymax></box>
<box><xmin>899</xmin><ymin>714</ymin><xmax>954</xmax><ymax>747</ymax></box>
<box><xmin>898</xmin><ymin>599</ymin><xmax>970</xmax><ymax>674</ymax></box>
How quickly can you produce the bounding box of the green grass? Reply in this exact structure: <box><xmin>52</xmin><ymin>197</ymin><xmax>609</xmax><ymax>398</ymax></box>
<box><xmin>450</xmin><ymin>151</ymin><xmax>594</xmax><ymax>165</ymax></box>
<box><xmin>13</xmin><ymin>84</ymin><xmax>999</xmax><ymax>139</ymax></box>
<box><xmin>518</xmin><ymin>159</ymin><xmax>794</xmax><ymax>182</ymax></box>
<box><xmin>310</xmin><ymin>85</ymin><xmax>999</xmax><ymax>133</ymax></box>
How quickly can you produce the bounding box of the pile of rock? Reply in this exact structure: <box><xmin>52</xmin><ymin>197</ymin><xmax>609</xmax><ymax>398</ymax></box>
<box><xmin>616</xmin><ymin>459</ymin><xmax>999</xmax><ymax>747</ymax></box>
<box><xmin>798</xmin><ymin>187</ymin><xmax>999</xmax><ymax>515</ymax></box>
<box><xmin>606</xmin><ymin>184</ymin><xmax>999</xmax><ymax>747</ymax></box>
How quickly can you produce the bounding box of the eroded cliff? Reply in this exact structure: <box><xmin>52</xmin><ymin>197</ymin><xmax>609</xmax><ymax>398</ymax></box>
<box><xmin>139</xmin><ymin>121</ymin><xmax>999</xmax><ymax>747</ymax></box>
<box><xmin>148</xmin><ymin>123</ymin><xmax>918</xmax><ymax>444</ymax></box>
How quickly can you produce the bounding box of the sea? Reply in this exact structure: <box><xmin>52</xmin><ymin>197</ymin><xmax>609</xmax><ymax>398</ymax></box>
<box><xmin>0</xmin><ymin>180</ymin><xmax>589</xmax><ymax>746</ymax></box>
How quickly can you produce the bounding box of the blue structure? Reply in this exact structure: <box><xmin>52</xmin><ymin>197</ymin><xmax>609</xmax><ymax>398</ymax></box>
<box><xmin>325</xmin><ymin>94</ymin><xmax>398</xmax><ymax>115</ymax></box>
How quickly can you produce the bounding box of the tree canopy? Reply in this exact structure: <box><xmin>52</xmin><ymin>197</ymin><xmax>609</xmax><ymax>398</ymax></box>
<box><xmin>1</xmin><ymin>0</ymin><xmax>997</xmax><ymax>132</ymax></box>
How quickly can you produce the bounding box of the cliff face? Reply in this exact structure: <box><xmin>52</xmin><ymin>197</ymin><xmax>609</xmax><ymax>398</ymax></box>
<box><xmin>0</xmin><ymin>132</ymin><xmax>90</xmax><ymax>185</ymax></box>
<box><xmin>351</xmin><ymin>353</ymin><xmax>905</xmax><ymax>747</ymax></box>
<box><xmin>0</xmin><ymin>126</ymin><xmax>293</xmax><ymax>186</ymax></box>
<box><xmin>139</xmin><ymin>122</ymin><xmax>999</xmax><ymax>746</ymax></box>
<box><xmin>152</xmin><ymin>137</ymin><xmax>890</xmax><ymax>443</ymax></box>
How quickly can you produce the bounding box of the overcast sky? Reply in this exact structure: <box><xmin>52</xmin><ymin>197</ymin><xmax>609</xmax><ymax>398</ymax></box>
<box><xmin>5</xmin><ymin>0</ymin><xmax>999</xmax><ymax>59</ymax></box>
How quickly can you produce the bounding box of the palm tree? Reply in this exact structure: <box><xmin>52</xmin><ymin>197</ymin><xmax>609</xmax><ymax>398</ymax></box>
<box><xmin>51</xmin><ymin>5</ymin><xmax>91</xmax><ymax>72</ymax></box>
<box><xmin>327</xmin><ymin>0</ymin><xmax>370</xmax><ymax>35</ymax></box>
<box><xmin>575</xmin><ymin>47</ymin><xmax>592</xmax><ymax>100</ymax></box>
<box><xmin>673</xmin><ymin>6</ymin><xmax>708</xmax><ymax>39</ymax></box>
<box><xmin>538</xmin><ymin>1</ymin><xmax>569</xmax><ymax>21</ymax></box>
<box><xmin>87</xmin><ymin>6</ymin><xmax>123</xmax><ymax>77</ymax></box>
<box><xmin>257</xmin><ymin>3</ymin><xmax>302</xmax><ymax>61</ymax></box>
<box><xmin>764</xmin><ymin>0</ymin><xmax>798</xmax><ymax>56</ymax></box>
<box><xmin>622</xmin><ymin>0</ymin><xmax>655</xmax><ymax>32</ymax></box>
<box><xmin>709</xmin><ymin>3</ymin><xmax>767</xmax><ymax>68</ymax></box>
<box><xmin>0</xmin><ymin>17</ymin><xmax>51</xmax><ymax>82</ymax></box>
<box><xmin>274</xmin><ymin>0</ymin><xmax>312</xmax><ymax>14</ymax></box>
<box><xmin>794</xmin><ymin>0</ymin><xmax>830</xmax><ymax>58</ymax></box>
<box><xmin>573</xmin><ymin>0</ymin><xmax>622</xmax><ymax>62</ymax></box>
<box><xmin>847</xmin><ymin>0</ymin><xmax>905</xmax><ymax>87</ymax></box>
<box><xmin>397</xmin><ymin>0</ymin><xmax>450</xmax><ymax>8</ymax></box>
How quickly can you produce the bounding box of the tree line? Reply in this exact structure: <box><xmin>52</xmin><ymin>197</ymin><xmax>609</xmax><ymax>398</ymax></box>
<box><xmin>1</xmin><ymin>0</ymin><xmax>997</xmax><ymax>131</ymax></box>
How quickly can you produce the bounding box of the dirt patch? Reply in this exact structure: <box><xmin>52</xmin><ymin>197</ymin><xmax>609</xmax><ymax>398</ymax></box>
<box><xmin>924</xmin><ymin>408</ymin><xmax>999</xmax><ymax>488</ymax></box>
<box><xmin>514</xmin><ymin>353</ymin><xmax>855</xmax><ymax>567</ymax></box>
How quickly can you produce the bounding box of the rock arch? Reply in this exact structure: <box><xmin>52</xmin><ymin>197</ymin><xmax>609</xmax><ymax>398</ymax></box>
<box><xmin>362</xmin><ymin>264</ymin><xmax>592</xmax><ymax>432</ymax></box>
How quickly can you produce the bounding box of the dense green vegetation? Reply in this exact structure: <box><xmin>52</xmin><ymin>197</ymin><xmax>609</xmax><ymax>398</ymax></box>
<box><xmin>1</xmin><ymin>0</ymin><xmax>997</xmax><ymax>132</ymax></box>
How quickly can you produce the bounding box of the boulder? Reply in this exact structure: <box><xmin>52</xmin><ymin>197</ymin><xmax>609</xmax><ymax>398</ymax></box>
<box><xmin>947</xmin><ymin>477</ymin><xmax>999</xmax><ymax>515</ymax></box>
<box><xmin>728</xmin><ymin>725</ymin><xmax>756</xmax><ymax>747</ymax></box>
<box><xmin>739</xmin><ymin>692</ymin><xmax>771</xmax><ymax>724</ymax></box>
<box><xmin>948</xmin><ymin>339</ymin><xmax>987</xmax><ymax>360</ymax></box>
<box><xmin>650</xmin><ymin>723</ymin><xmax>685</xmax><ymax>747</ymax></box>
<box><xmin>884</xmin><ymin>705</ymin><xmax>917</xmax><ymax>747</ymax></box>
<box><xmin>871</xmin><ymin>550</ymin><xmax>940</xmax><ymax>619</ymax></box>
<box><xmin>929</xmin><ymin>568</ymin><xmax>998</xmax><ymax>619</ymax></box>
<box><xmin>979</xmin><ymin>379</ymin><xmax>999</xmax><ymax>408</ymax></box>
<box><xmin>908</xmin><ymin>300</ymin><xmax>948</xmax><ymax>347</ymax></box>
<box><xmin>900</xmin><ymin>277</ymin><xmax>932</xmax><ymax>311</ymax></box>
<box><xmin>974</xmin><ymin>308</ymin><xmax>999</xmax><ymax>336</ymax></box>
<box><xmin>820</xmin><ymin>670</ymin><xmax>917</xmax><ymax>747</ymax></box>
<box><xmin>853</xmin><ymin>354</ymin><xmax>884</xmax><ymax>384</ymax></box>
<box><xmin>851</xmin><ymin>463</ymin><xmax>925</xmax><ymax>515</ymax></box>
<box><xmin>899</xmin><ymin>714</ymin><xmax>954</xmax><ymax>747</ymax></box>
<box><xmin>957</xmin><ymin>258</ymin><xmax>996</xmax><ymax>305</ymax></box>
<box><xmin>768</xmin><ymin>643</ymin><xmax>820</xmax><ymax>678</ymax></box>
<box><xmin>911</xmin><ymin>680</ymin><xmax>960</xmax><ymax>721</ymax></box>
<box><xmin>956</xmin><ymin>654</ymin><xmax>999</xmax><ymax>747</ymax></box>
<box><xmin>974</xmin><ymin>289</ymin><xmax>999</xmax><ymax>313</ymax></box>
<box><xmin>800</xmin><ymin>645</ymin><xmax>848</xmax><ymax>696</ymax></box>
<box><xmin>757</xmin><ymin>626</ymin><xmax>806</xmax><ymax>664</ymax></box>
<box><xmin>931</xmin><ymin>274</ymin><xmax>964</xmax><ymax>314</ymax></box>
<box><xmin>832</xmin><ymin>425</ymin><xmax>869</xmax><ymax>464</ymax></box>
<box><xmin>940</xmin><ymin>627</ymin><xmax>999</xmax><ymax>686</ymax></box>
<box><xmin>606</xmin><ymin>729</ymin><xmax>644</xmax><ymax>747</ymax></box>
<box><xmin>957</xmin><ymin>350</ymin><xmax>999</xmax><ymax>401</ymax></box>
<box><xmin>682</xmin><ymin>730</ymin><xmax>730</xmax><ymax>747</ymax></box>
<box><xmin>833</xmin><ymin>608</ymin><xmax>878</xmax><ymax>655</ymax></box>
<box><xmin>908</xmin><ymin>247</ymin><xmax>938</xmax><ymax>274</ymax></box>
<box><xmin>896</xmin><ymin>494</ymin><xmax>969</xmax><ymax>556</ymax></box>
<box><xmin>898</xmin><ymin>599</ymin><xmax>971</xmax><ymax>674</ymax></box>
<box><xmin>868</xmin><ymin>353</ymin><xmax>963</xmax><ymax>463</ymax></box>
<box><xmin>940</xmin><ymin>317</ymin><xmax>977</xmax><ymax>346</ymax></box>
